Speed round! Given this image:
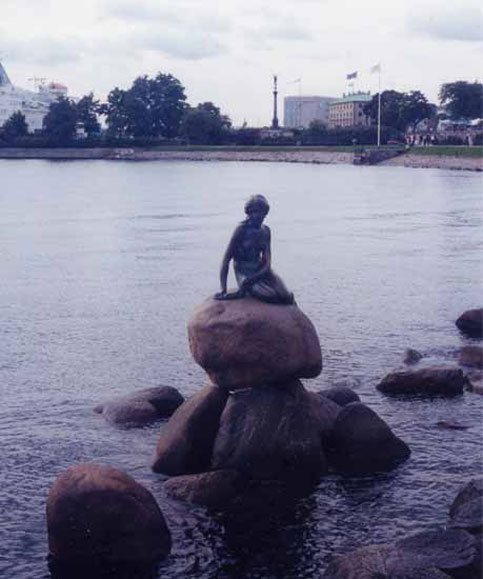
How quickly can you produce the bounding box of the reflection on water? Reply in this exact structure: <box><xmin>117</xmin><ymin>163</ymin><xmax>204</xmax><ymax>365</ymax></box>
<box><xmin>0</xmin><ymin>160</ymin><xmax>482</xmax><ymax>578</ymax></box>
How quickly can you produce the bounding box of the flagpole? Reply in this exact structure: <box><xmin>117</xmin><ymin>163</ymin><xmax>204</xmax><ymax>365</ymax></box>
<box><xmin>377</xmin><ymin>66</ymin><xmax>382</xmax><ymax>147</ymax></box>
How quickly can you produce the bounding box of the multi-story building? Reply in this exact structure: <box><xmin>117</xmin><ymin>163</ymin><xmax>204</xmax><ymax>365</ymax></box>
<box><xmin>284</xmin><ymin>96</ymin><xmax>336</xmax><ymax>128</ymax></box>
<box><xmin>328</xmin><ymin>92</ymin><xmax>372</xmax><ymax>129</ymax></box>
<box><xmin>0</xmin><ymin>61</ymin><xmax>69</xmax><ymax>133</ymax></box>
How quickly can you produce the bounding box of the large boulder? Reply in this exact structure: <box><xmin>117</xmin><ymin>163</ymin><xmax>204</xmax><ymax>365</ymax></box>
<box><xmin>318</xmin><ymin>386</ymin><xmax>361</xmax><ymax>407</ymax></box>
<box><xmin>377</xmin><ymin>367</ymin><xmax>467</xmax><ymax>396</ymax></box>
<box><xmin>458</xmin><ymin>346</ymin><xmax>483</xmax><ymax>369</ymax></box>
<box><xmin>47</xmin><ymin>463</ymin><xmax>171</xmax><ymax>576</ymax></box>
<box><xmin>164</xmin><ymin>470</ymin><xmax>245</xmax><ymax>508</ymax></box>
<box><xmin>94</xmin><ymin>386</ymin><xmax>184</xmax><ymax>427</ymax></box>
<box><xmin>152</xmin><ymin>385</ymin><xmax>228</xmax><ymax>475</ymax></box>
<box><xmin>449</xmin><ymin>479</ymin><xmax>483</xmax><ymax>534</ymax></box>
<box><xmin>188</xmin><ymin>297</ymin><xmax>322</xmax><ymax>389</ymax></box>
<box><xmin>328</xmin><ymin>402</ymin><xmax>410</xmax><ymax>473</ymax></box>
<box><xmin>456</xmin><ymin>308</ymin><xmax>483</xmax><ymax>339</ymax></box>
<box><xmin>211</xmin><ymin>381</ymin><xmax>339</xmax><ymax>481</ymax></box>
<box><xmin>323</xmin><ymin>529</ymin><xmax>478</xmax><ymax>579</ymax></box>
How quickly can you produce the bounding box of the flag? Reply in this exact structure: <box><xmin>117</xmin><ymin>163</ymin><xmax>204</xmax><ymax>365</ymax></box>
<box><xmin>289</xmin><ymin>78</ymin><xmax>301</xmax><ymax>83</ymax></box>
<box><xmin>346</xmin><ymin>71</ymin><xmax>357</xmax><ymax>80</ymax></box>
<box><xmin>370</xmin><ymin>63</ymin><xmax>381</xmax><ymax>74</ymax></box>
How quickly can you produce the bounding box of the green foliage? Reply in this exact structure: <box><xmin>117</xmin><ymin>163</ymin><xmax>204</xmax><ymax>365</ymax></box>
<box><xmin>439</xmin><ymin>81</ymin><xmax>483</xmax><ymax>120</ymax></box>
<box><xmin>180</xmin><ymin>102</ymin><xmax>231</xmax><ymax>144</ymax></box>
<box><xmin>76</xmin><ymin>93</ymin><xmax>101</xmax><ymax>136</ymax></box>
<box><xmin>364</xmin><ymin>90</ymin><xmax>435</xmax><ymax>132</ymax></box>
<box><xmin>43</xmin><ymin>96</ymin><xmax>78</xmax><ymax>144</ymax></box>
<box><xmin>2</xmin><ymin>111</ymin><xmax>29</xmax><ymax>141</ymax></box>
<box><xmin>103</xmin><ymin>73</ymin><xmax>187</xmax><ymax>138</ymax></box>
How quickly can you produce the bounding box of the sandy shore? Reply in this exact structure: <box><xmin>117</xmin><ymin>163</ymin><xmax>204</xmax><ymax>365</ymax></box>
<box><xmin>0</xmin><ymin>148</ymin><xmax>481</xmax><ymax>171</ymax></box>
<box><xmin>382</xmin><ymin>153</ymin><xmax>483</xmax><ymax>171</ymax></box>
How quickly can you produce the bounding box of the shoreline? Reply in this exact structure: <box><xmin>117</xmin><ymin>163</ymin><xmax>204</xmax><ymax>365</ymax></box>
<box><xmin>0</xmin><ymin>147</ymin><xmax>481</xmax><ymax>171</ymax></box>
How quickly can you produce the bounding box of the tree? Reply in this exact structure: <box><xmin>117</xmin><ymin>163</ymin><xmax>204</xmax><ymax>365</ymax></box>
<box><xmin>43</xmin><ymin>96</ymin><xmax>78</xmax><ymax>143</ymax></box>
<box><xmin>364</xmin><ymin>90</ymin><xmax>434</xmax><ymax>132</ymax></box>
<box><xmin>401</xmin><ymin>91</ymin><xmax>435</xmax><ymax>133</ymax></box>
<box><xmin>364</xmin><ymin>90</ymin><xmax>408</xmax><ymax>132</ymax></box>
<box><xmin>439</xmin><ymin>81</ymin><xmax>483</xmax><ymax>120</ymax></box>
<box><xmin>2</xmin><ymin>111</ymin><xmax>29</xmax><ymax>141</ymax></box>
<box><xmin>180</xmin><ymin>102</ymin><xmax>231</xmax><ymax>144</ymax></box>
<box><xmin>76</xmin><ymin>93</ymin><xmax>101</xmax><ymax>136</ymax></box>
<box><xmin>104</xmin><ymin>73</ymin><xmax>187</xmax><ymax>139</ymax></box>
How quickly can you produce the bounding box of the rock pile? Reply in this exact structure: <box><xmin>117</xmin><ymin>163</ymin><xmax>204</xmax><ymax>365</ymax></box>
<box><xmin>153</xmin><ymin>297</ymin><xmax>410</xmax><ymax>505</ymax></box>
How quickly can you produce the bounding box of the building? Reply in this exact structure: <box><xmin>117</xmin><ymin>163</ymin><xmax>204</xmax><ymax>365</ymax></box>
<box><xmin>0</xmin><ymin>61</ymin><xmax>69</xmax><ymax>133</ymax></box>
<box><xmin>328</xmin><ymin>92</ymin><xmax>372</xmax><ymax>129</ymax></box>
<box><xmin>284</xmin><ymin>95</ymin><xmax>336</xmax><ymax>128</ymax></box>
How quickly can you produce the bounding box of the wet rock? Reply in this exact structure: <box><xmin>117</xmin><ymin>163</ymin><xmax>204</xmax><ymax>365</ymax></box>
<box><xmin>436</xmin><ymin>421</ymin><xmax>469</xmax><ymax>430</ymax></box>
<box><xmin>152</xmin><ymin>385</ymin><xmax>228</xmax><ymax>476</ymax></box>
<box><xmin>47</xmin><ymin>463</ymin><xmax>171</xmax><ymax>575</ymax></box>
<box><xmin>328</xmin><ymin>402</ymin><xmax>410</xmax><ymax>473</ymax></box>
<box><xmin>456</xmin><ymin>308</ymin><xmax>483</xmax><ymax>339</ymax></box>
<box><xmin>318</xmin><ymin>386</ymin><xmax>361</xmax><ymax>406</ymax></box>
<box><xmin>404</xmin><ymin>348</ymin><xmax>423</xmax><ymax>365</ymax></box>
<box><xmin>458</xmin><ymin>346</ymin><xmax>483</xmax><ymax>369</ymax></box>
<box><xmin>94</xmin><ymin>386</ymin><xmax>184</xmax><ymax>427</ymax></box>
<box><xmin>323</xmin><ymin>529</ymin><xmax>478</xmax><ymax>579</ymax></box>
<box><xmin>164</xmin><ymin>470</ymin><xmax>245</xmax><ymax>508</ymax></box>
<box><xmin>377</xmin><ymin>367</ymin><xmax>466</xmax><ymax>396</ymax></box>
<box><xmin>449</xmin><ymin>479</ymin><xmax>483</xmax><ymax>534</ymax></box>
<box><xmin>188</xmin><ymin>297</ymin><xmax>322</xmax><ymax>389</ymax></box>
<box><xmin>212</xmin><ymin>381</ymin><xmax>338</xmax><ymax>481</ymax></box>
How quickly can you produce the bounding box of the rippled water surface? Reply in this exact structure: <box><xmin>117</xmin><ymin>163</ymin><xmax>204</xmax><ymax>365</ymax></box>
<box><xmin>1</xmin><ymin>159</ymin><xmax>482</xmax><ymax>578</ymax></box>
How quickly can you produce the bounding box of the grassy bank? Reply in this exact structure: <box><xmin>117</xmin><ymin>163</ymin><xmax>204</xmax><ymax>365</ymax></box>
<box><xmin>406</xmin><ymin>146</ymin><xmax>483</xmax><ymax>158</ymax></box>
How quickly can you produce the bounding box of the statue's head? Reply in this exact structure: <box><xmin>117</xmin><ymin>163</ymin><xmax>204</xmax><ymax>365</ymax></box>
<box><xmin>244</xmin><ymin>195</ymin><xmax>270</xmax><ymax>218</ymax></box>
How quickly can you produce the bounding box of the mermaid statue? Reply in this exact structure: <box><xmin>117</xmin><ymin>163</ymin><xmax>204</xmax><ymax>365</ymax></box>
<box><xmin>214</xmin><ymin>195</ymin><xmax>294</xmax><ymax>305</ymax></box>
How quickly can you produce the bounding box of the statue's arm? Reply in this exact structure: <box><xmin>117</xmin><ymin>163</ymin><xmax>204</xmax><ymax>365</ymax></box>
<box><xmin>218</xmin><ymin>226</ymin><xmax>241</xmax><ymax>294</ymax></box>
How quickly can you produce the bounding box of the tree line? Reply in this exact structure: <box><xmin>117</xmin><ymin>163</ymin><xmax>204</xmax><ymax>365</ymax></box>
<box><xmin>1</xmin><ymin>73</ymin><xmax>482</xmax><ymax>147</ymax></box>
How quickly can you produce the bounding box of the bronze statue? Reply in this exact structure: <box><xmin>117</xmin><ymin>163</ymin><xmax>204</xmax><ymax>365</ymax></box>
<box><xmin>214</xmin><ymin>195</ymin><xmax>294</xmax><ymax>305</ymax></box>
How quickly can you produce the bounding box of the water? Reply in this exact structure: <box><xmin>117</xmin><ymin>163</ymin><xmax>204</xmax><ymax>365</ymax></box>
<box><xmin>0</xmin><ymin>159</ymin><xmax>482</xmax><ymax>578</ymax></box>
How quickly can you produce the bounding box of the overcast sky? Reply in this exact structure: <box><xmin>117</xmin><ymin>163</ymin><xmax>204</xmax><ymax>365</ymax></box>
<box><xmin>2</xmin><ymin>0</ymin><xmax>482</xmax><ymax>126</ymax></box>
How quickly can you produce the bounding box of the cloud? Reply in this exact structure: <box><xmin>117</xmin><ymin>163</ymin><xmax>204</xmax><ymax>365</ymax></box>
<box><xmin>3</xmin><ymin>36</ymin><xmax>82</xmax><ymax>66</ymax></box>
<box><xmin>132</xmin><ymin>29</ymin><xmax>226</xmax><ymax>60</ymax></box>
<box><xmin>408</xmin><ymin>3</ymin><xmax>483</xmax><ymax>42</ymax></box>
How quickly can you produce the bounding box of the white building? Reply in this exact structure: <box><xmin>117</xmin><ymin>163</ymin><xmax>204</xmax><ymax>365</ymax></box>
<box><xmin>0</xmin><ymin>62</ymin><xmax>69</xmax><ymax>133</ymax></box>
<box><xmin>284</xmin><ymin>96</ymin><xmax>336</xmax><ymax>128</ymax></box>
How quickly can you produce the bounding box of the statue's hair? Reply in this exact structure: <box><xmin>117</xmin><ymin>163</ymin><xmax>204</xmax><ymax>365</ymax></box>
<box><xmin>244</xmin><ymin>195</ymin><xmax>270</xmax><ymax>216</ymax></box>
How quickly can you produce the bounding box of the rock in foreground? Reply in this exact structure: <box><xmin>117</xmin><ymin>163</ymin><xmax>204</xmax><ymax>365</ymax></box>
<box><xmin>323</xmin><ymin>528</ymin><xmax>478</xmax><ymax>579</ymax></box>
<box><xmin>47</xmin><ymin>463</ymin><xmax>171</xmax><ymax>576</ymax></box>
<box><xmin>188</xmin><ymin>297</ymin><xmax>322</xmax><ymax>389</ymax></box>
<box><xmin>377</xmin><ymin>367</ymin><xmax>467</xmax><ymax>396</ymax></box>
<box><xmin>449</xmin><ymin>478</ymin><xmax>483</xmax><ymax>534</ymax></box>
<box><xmin>318</xmin><ymin>386</ymin><xmax>361</xmax><ymax>407</ymax></box>
<box><xmin>212</xmin><ymin>381</ymin><xmax>339</xmax><ymax>481</ymax></box>
<box><xmin>152</xmin><ymin>385</ymin><xmax>228</xmax><ymax>475</ymax></box>
<box><xmin>456</xmin><ymin>308</ymin><xmax>483</xmax><ymax>339</ymax></box>
<box><xmin>95</xmin><ymin>386</ymin><xmax>184</xmax><ymax>427</ymax></box>
<box><xmin>328</xmin><ymin>402</ymin><xmax>410</xmax><ymax>473</ymax></box>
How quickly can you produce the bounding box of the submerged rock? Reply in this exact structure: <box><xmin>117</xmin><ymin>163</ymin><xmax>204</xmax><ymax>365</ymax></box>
<box><xmin>164</xmin><ymin>469</ymin><xmax>245</xmax><ymax>508</ymax></box>
<box><xmin>323</xmin><ymin>528</ymin><xmax>478</xmax><ymax>579</ymax></box>
<box><xmin>318</xmin><ymin>386</ymin><xmax>361</xmax><ymax>407</ymax></box>
<box><xmin>212</xmin><ymin>381</ymin><xmax>339</xmax><ymax>481</ymax></box>
<box><xmin>152</xmin><ymin>385</ymin><xmax>228</xmax><ymax>476</ymax></box>
<box><xmin>449</xmin><ymin>479</ymin><xmax>483</xmax><ymax>534</ymax></box>
<box><xmin>377</xmin><ymin>367</ymin><xmax>466</xmax><ymax>396</ymax></box>
<box><xmin>328</xmin><ymin>402</ymin><xmax>410</xmax><ymax>473</ymax></box>
<box><xmin>188</xmin><ymin>297</ymin><xmax>322</xmax><ymax>389</ymax></box>
<box><xmin>94</xmin><ymin>386</ymin><xmax>184</xmax><ymax>427</ymax></box>
<box><xmin>456</xmin><ymin>308</ymin><xmax>483</xmax><ymax>339</ymax></box>
<box><xmin>458</xmin><ymin>346</ymin><xmax>483</xmax><ymax>369</ymax></box>
<box><xmin>47</xmin><ymin>463</ymin><xmax>171</xmax><ymax>576</ymax></box>
<box><xmin>404</xmin><ymin>348</ymin><xmax>423</xmax><ymax>365</ymax></box>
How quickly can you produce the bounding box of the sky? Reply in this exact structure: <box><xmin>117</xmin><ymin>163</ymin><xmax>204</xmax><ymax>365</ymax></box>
<box><xmin>1</xmin><ymin>0</ymin><xmax>482</xmax><ymax>126</ymax></box>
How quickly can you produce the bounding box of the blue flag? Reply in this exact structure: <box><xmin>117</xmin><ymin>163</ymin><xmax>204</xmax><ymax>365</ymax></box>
<box><xmin>346</xmin><ymin>71</ymin><xmax>358</xmax><ymax>80</ymax></box>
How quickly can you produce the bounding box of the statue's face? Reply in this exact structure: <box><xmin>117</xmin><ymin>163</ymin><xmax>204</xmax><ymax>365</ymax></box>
<box><xmin>247</xmin><ymin>207</ymin><xmax>266</xmax><ymax>227</ymax></box>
